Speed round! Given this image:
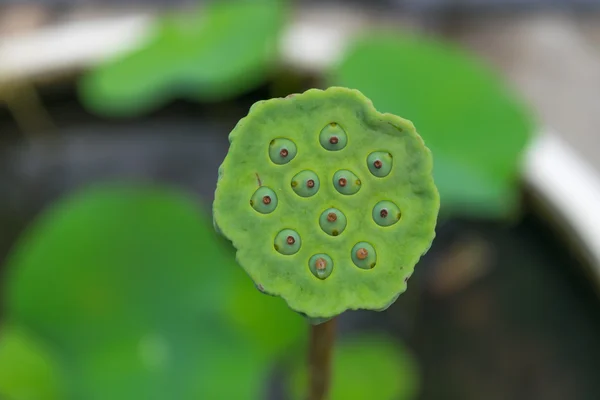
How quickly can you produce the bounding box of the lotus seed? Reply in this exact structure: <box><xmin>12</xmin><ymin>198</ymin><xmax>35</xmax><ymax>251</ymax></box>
<box><xmin>291</xmin><ymin>171</ymin><xmax>320</xmax><ymax>197</ymax></box>
<box><xmin>309</xmin><ymin>254</ymin><xmax>334</xmax><ymax>280</ymax></box>
<box><xmin>373</xmin><ymin>201</ymin><xmax>401</xmax><ymax>227</ymax></box>
<box><xmin>351</xmin><ymin>242</ymin><xmax>377</xmax><ymax>269</ymax></box>
<box><xmin>250</xmin><ymin>187</ymin><xmax>278</xmax><ymax>214</ymax></box>
<box><xmin>275</xmin><ymin>229</ymin><xmax>301</xmax><ymax>255</ymax></box>
<box><xmin>367</xmin><ymin>151</ymin><xmax>393</xmax><ymax>178</ymax></box>
<box><xmin>269</xmin><ymin>138</ymin><xmax>297</xmax><ymax>165</ymax></box>
<box><xmin>333</xmin><ymin>170</ymin><xmax>361</xmax><ymax>195</ymax></box>
<box><xmin>319</xmin><ymin>123</ymin><xmax>348</xmax><ymax>151</ymax></box>
<box><xmin>319</xmin><ymin>208</ymin><xmax>347</xmax><ymax>236</ymax></box>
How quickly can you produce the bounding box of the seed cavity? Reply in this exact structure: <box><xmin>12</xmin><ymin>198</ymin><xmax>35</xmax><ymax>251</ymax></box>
<box><xmin>251</xmin><ymin>187</ymin><xmax>278</xmax><ymax>214</ymax></box>
<box><xmin>373</xmin><ymin>200</ymin><xmax>401</xmax><ymax>227</ymax></box>
<box><xmin>309</xmin><ymin>254</ymin><xmax>334</xmax><ymax>280</ymax></box>
<box><xmin>319</xmin><ymin>122</ymin><xmax>347</xmax><ymax>151</ymax></box>
<box><xmin>319</xmin><ymin>208</ymin><xmax>347</xmax><ymax>236</ymax></box>
<box><xmin>291</xmin><ymin>170</ymin><xmax>320</xmax><ymax>197</ymax></box>
<box><xmin>274</xmin><ymin>229</ymin><xmax>301</xmax><ymax>255</ymax></box>
<box><xmin>269</xmin><ymin>138</ymin><xmax>297</xmax><ymax>165</ymax></box>
<box><xmin>351</xmin><ymin>242</ymin><xmax>377</xmax><ymax>269</ymax></box>
<box><xmin>333</xmin><ymin>170</ymin><xmax>361</xmax><ymax>195</ymax></box>
<box><xmin>367</xmin><ymin>151</ymin><xmax>393</xmax><ymax>177</ymax></box>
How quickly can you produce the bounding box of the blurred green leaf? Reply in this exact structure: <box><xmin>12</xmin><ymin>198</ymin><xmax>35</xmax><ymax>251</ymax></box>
<box><xmin>330</xmin><ymin>33</ymin><xmax>534</xmax><ymax>219</ymax></box>
<box><xmin>289</xmin><ymin>334</ymin><xmax>420</xmax><ymax>400</ymax></box>
<box><xmin>4</xmin><ymin>184</ymin><xmax>273</xmax><ymax>399</ymax></box>
<box><xmin>0</xmin><ymin>325</ymin><xmax>65</xmax><ymax>400</ymax></box>
<box><xmin>225</xmin><ymin>268</ymin><xmax>305</xmax><ymax>359</ymax></box>
<box><xmin>79</xmin><ymin>0</ymin><xmax>287</xmax><ymax>117</ymax></box>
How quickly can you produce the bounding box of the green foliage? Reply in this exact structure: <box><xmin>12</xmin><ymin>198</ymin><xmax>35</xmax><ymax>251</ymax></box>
<box><xmin>79</xmin><ymin>0</ymin><xmax>288</xmax><ymax>117</ymax></box>
<box><xmin>289</xmin><ymin>334</ymin><xmax>420</xmax><ymax>400</ymax></box>
<box><xmin>330</xmin><ymin>33</ymin><xmax>534</xmax><ymax>219</ymax></box>
<box><xmin>0</xmin><ymin>325</ymin><xmax>65</xmax><ymax>400</ymax></box>
<box><xmin>213</xmin><ymin>87</ymin><xmax>439</xmax><ymax>319</ymax></box>
<box><xmin>4</xmin><ymin>184</ymin><xmax>302</xmax><ymax>399</ymax></box>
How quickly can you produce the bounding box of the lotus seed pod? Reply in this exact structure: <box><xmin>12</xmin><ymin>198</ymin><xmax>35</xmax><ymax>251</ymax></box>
<box><xmin>213</xmin><ymin>87</ymin><xmax>439</xmax><ymax>320</ymax></box>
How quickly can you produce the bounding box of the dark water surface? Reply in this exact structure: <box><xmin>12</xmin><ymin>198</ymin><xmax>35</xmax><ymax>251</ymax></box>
<box><xmin>0</xmin><ymin>84</ymin><xmax>599</xmax><ymax>400</ymax></box>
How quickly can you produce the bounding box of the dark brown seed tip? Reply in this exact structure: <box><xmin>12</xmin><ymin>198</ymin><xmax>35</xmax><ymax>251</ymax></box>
<box><xmin>380</xmin><ymin>209</ymin><xmax>388</xmax><ymax>218</ymax></box>
<box><xmin>262</xmin><ymin>196</ymin><xmax>271</xmax><ymax>205</ymax></box>
<box><xmin>286</xmin><ymin>236</ymin><xmax>295</xmax><ymax>245</ymax></box>
<box><xmin>327</xmin><ymin>212</ymin><xmax>337</xmax><ymax>222</ymax></box>
<box><xmin>338</xmin><ymin>178</ymin><xmax>347</xmax><ymax>187</ymax></box>
<box><xmin>357</xmin><ymin>248</ymin><xmax>368</xmax><ymax>260</ymax></box>
<box><xmin>315</xmin><ymin>258</ymin><xmax>327</xmax><ymax>270</ymax></box>
<box><xmin>332</xmin><ymin>230</ymin><xmax>339</xmax><ymax>236</ymax></box>
<box><xmin>374</xmin><ymin>160</ymin><xmax>383</xmax><ymax>169</ymax></box>
<box><xmin>250</xmin><ymin>200</ymin><xmax>254</xmax><ymax>206</ymax></box>
<box><xmin>280</xmin><ymin>148</ymin><xmax>289</xmax><ymax>158</ymax></box>
<box><xmin>306</xmin><ymin>179</ymin><xmax>315</xmax><ymax>188</ymax></box>
<box><xmin>329</xmin><ymin>136</ymin><xmax>339</xmax><ymax>145</ymax></box>
<box><xmin>330</xmin><ymin>122</ymin><xmax>337</xmax><ymax>127</ymax></box>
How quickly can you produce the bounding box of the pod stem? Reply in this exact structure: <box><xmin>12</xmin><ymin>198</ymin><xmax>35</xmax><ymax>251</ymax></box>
<box><xmin>308</xmin><ymin>317</ymin><xmax>337</xmax><ymax>400</ymax></box>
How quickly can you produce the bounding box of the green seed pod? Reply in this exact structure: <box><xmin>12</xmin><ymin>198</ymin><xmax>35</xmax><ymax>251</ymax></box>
<box><xmin>319</xmin><ymin>122</ymin><xmax>348</xmax><ymax>151</ymax></box>
<box><xmin>372</xmin><ymin>201</ymin><xmax>401</xmax><ymax>227</ymax></box>
<box><xmin>319</xmin><ymin>208</ymin><xmax>347</xmax><ymax>236</ymax></box>
<box><xmin>367</xmin><ymin>151</ymin><xmax>393</xmax><ymax>178</ymax></box>
<box><xmin>291</xmin><ymin>170</ymin><xmax>320</xmax><ymax>197</ymax></box>
<box><xmin>269</xmin><ymin>138</ymin><xmax>297</xmax><ymax>165</ymax></box>
<box><xmin>213</xmin><ymin>87</ymin><xmax>439</xmax><ymax>320</ymax></box>
<box><xmin>333</xmin><ymin>170</ymin><xmax>361</xmax><ymax>195</ymax></box>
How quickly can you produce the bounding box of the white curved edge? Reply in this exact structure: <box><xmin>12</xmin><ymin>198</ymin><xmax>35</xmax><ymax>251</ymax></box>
<box><xmin>0</xmin><ymin>13</ymin><xmax>157</xmax><ymax>83</ymax></box>
<box><xmin>1</xmin><ymin>10</ymin><xmax>600</xmax><ymax>282</ymax></box>
<box><xmin>0</xmin><ymin>7</ymin><xmax>360</xmax><ymax>84</ymax></box>
<box><xmin>523</xmin><ymin>131</ymin><xmax>600</xmax><ymax>278</ymax></box>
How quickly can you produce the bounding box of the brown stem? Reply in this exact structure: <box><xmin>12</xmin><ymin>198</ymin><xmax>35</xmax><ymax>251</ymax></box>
<box><xmin>308</xmin><ymin>317</ymin><xmax>337</xmax><ymax>400</ymax></box>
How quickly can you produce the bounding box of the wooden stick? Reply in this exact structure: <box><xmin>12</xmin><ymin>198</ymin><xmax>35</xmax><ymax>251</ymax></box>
<box><xmin>308</xmin><ymin>317</ymin><xmax>337</xmax><ymax>400</ymax></box>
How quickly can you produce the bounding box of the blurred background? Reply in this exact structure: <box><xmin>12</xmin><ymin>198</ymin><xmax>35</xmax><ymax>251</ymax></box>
<box><xmin>1</xmin><ymin>0</ymin><xmax>600</xmax><ymax>399</ymax></box>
